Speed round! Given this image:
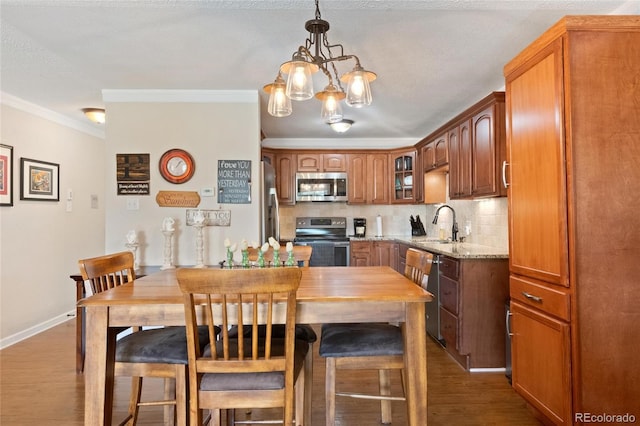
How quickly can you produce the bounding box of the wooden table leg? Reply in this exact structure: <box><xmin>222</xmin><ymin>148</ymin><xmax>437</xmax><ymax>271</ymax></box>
<box><xmin>84</xmin><ymin>306</ymin><xmax>116</xmax><ymax>426</ymax></box>
<box><xmin>73</xmin><ymin>277</ymin><xmax>85</xmax><ymax>374</ymax></box>
<box><xmin>403</xmin><ymin>302</ymin><xmax>428</xmax><ymax>425</ymax></box>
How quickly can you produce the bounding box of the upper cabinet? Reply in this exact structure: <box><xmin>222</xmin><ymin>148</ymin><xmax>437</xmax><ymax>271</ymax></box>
<box><xmin>422</xmin><ymin>134</ymin><xmax>448</xmax><ymax>172</ymax></box>
<box><xmin>297</xmin><ymin>153</ymin><xmax>346</xmax><ymax>172</ymax></box>
<box><xmin>347</xmin><ymin>153</ymin><xmax>389</xmax><ymax>204</ymax></box>
<box><xmin>391</xmin><ymin>149</ymin><xmax>416</xmax><ymax>203</ymax></box>
<box><xmin>449</xmin><ymin>92</ymin><xmax>506</xmax><ymax>200</ymax></box>
<box><xmin>274</xmin><ymin>152</ymin><xmax>296</xmax><ymax>205</ymax></box>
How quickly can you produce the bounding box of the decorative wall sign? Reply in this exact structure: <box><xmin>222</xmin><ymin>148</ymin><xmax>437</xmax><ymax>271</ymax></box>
<box><xmin>217</xmin><ymin>159</ymin><xmax>251</xmax><ymax>204</ymax></box>
<box><xmin>20</xmin><ymin>157</ymin><xmax>59</xmax><ymax>201</ymax></box>
<box><xmin>186</xmin><ymin>209</ymin><xmax>231</xmax><ymax>226</ymax></box>
<box><xmin>0</xmin><ymin>144</ymin><xmax>14</xmax><ymax>206</ymax></box>
<box><xmin>159</xmin><ymin>149</ymin><xmax>195</xmax><ymax>184</ymax></box>
<box><xmin>155</xmin><ymin>190</ymin><xmax>201</xmax><ymax>207</ymax></box>
<box><xmin>117</xmin><ymin>153</ymin><xmax>150</xmax><ymax>195</ymax></box>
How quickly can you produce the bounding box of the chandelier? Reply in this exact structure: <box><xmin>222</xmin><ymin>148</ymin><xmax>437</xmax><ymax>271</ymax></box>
<box><xmin>264</xmin><ymin>0</ymin><xmax>376</xmax><ymax>123</ymax></box>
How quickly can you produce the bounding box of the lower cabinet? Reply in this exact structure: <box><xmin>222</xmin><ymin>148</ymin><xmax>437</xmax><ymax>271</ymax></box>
<box><xmin>438</xmin><ymin>256</ymin><xmax>509</xmax><ymax>369</ymax></box>
<box><xmin>510</xmin><ymin>300</ymin><xmax>572</xmax><ymax>425</ymax></box>
<box><xmin>350</xmin><ymin>241</ymin><xmax>371</xmax><ymax>266</ymax></box>
<box><xmin>350</xmin><ymin>240</ymin><xmax>398</xmax><ymax>269</ymax></box>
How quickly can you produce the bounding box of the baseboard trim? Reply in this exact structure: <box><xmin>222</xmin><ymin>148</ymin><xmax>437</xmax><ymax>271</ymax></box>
<box><xmin>0</xmin><ymin>310</ymin><xmax>75</xmax><ymax>350</ymax></box>
<box><xmin>469</xmin><ymin>367</ymin><xmax>506</xmax><ymax>373</ymax></box>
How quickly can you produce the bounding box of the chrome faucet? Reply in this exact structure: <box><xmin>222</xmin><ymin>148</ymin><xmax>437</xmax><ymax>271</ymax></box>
<box><xmin>432</xmin><ymin>204</ymin><xmax>459</xmax><ymax>242</ymax></box>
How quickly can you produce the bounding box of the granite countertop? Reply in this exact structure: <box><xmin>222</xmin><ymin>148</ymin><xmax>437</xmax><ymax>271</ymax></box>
<box><xmin>349</xmin><ymin>235</ymin><xmax>509</xmax><ymax>260</ymax></box>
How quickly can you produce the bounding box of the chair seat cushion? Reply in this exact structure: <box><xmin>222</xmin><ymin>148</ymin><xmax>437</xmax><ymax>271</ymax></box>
<box><xmin>319</xmin><ymin>323</ymin><xmax>403</xmax><ymax>357</ymax></box>
<box><xmin>116</xmin><ymin>326</ymin><xmax>213</xmax><ymax>364</ymax></box>
<box><xmin>227</xmin><ymin>324</ymin><xmax>317</xmax><ymax>343</ymax></box>
<box><xmin>199</xmin><ymin>338</ymin><xmax>309</xmax><ymax>391</ymax></box>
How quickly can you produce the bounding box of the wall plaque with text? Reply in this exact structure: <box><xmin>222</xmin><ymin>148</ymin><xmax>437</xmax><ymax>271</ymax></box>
<box><xmin>155</xmin><ymin>190</ymin><xmax>201</xmax><ymax>207</ymax></box>
<box><xmin>217</xmin><ymin>160</ymin><xmax>251</xmax><ymax>204</ymax></box>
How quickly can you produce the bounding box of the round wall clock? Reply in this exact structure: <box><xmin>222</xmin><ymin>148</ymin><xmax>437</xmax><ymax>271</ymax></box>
<box><xmin>159</xmin><ymin>149</ymin><xmax>195</xmax><ymax>184</ymax></box>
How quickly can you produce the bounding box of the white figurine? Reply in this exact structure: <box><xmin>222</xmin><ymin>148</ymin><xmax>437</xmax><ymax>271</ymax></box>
<box><xmin>162</xmin><ymin>217</ymin><xmax>175</xmax><ymax>232</ymax></box>
<box><xmin>126</xmin><ymin>230</ymin><xmax>138</xmax><ymax>244</ymax></box>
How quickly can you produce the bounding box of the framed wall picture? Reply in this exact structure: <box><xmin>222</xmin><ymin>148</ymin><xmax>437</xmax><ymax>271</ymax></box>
<box><xmin>20</xmin><ymin>157</ymin><xmax>60</xmax><ymax>201</ymax></box>
<box><xmin>0</xmin><ymin>144</ymin><xmax>13</xmax><ymax>206</ymax></box>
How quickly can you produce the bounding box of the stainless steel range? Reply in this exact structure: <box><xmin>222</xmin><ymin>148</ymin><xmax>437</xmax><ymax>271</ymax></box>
<box><xmin>294</xmin><ymin>217</ymin><xmax>350</xmax><ymax>266</ymax></box>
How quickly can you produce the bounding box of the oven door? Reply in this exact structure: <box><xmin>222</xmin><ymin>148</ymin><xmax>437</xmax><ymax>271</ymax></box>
<box><xmin>296</xmin><ymin>240</ymin><xmax>350</xmax><ymax>267</ymax></box>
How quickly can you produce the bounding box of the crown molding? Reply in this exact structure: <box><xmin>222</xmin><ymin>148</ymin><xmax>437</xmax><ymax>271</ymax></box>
<box><xmin>1</xmin><ymin>92</ymin><xmax>105</xmax><ymax>139</ymax></box>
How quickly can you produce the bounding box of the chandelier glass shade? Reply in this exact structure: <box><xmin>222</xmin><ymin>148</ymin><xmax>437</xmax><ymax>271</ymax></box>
<box><xmin>265</xmin><ymin>0</ymin><xmax>376</xmax><ymax>124</ymax></box>
<box><xmin>264</xmin><ymin>73</ymin><xmax>292</xmax><ymax>117</ymax></box>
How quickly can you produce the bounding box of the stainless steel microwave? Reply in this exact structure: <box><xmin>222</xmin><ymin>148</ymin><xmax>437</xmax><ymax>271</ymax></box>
<box><xmin>295</xmin><ymin>172</ymin><xmax>348</xmax><ymax>202</ymax></box>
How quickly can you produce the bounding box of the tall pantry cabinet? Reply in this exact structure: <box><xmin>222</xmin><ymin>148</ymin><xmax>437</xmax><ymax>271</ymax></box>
<box><xmin>504</xmin><ymin>16</ymin><xmax>640</xmax><ymax>425</ymax></box>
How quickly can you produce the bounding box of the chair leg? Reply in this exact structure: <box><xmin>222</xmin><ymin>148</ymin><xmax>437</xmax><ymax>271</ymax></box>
<box><xmin>378</xmin><ymin>369</ymin><xmax>392</xmax><ymax>424</ymax></box>
<box><xmin>303</xmin><ymin>344</ymin><xmax>313</xmax><ymax>425</ymax></box>
<box><xmin>163</xmin><ymin>378</ymin><xmax>176</xmax><ymax>426</ymax></box>
<box><xmin>325</xmin><ymin>358</ymin><xmax>336</xmax><ymax>426</ymax></box>
<box><xmin>175</xmin><ymin>365</ymin><xmax>188</xmax><ymax>426</ymax></box>
<box><xmin>127</xmin><ymin>376</ymin><xmax>143</xmax><ymax>425</ymax></box>
<box><xmin>295</xmin><ymin>364</ymin><xmax>305</xmax><ymax>426</ymax></box>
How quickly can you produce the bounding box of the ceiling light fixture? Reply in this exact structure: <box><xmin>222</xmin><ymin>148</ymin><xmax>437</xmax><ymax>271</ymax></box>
<box><xmin>329</xmin><ymin>119</ymin><xmax>354</xmax><ymax>133</ymax></box>
<box><xmin>264</xmin><ymin>0</ymin><xmax>376</xmax><ymax>123</ymax></box>
<box><xmin>82</xmin><ymin>108</ymin><xmax>106</xmax><ymax>124</ymax></box>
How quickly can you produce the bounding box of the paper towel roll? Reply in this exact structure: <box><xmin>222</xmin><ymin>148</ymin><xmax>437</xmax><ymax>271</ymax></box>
<box><xmin>376</xmin><ymin>215</ymin><xmax>383</xmax><ymax>237</ymax></box>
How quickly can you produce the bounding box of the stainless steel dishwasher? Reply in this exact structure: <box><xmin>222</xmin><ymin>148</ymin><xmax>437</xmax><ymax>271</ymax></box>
<box><xmin>426</xmin><ymin>253</ymin><xmax>444</xmax><ymax>344</ymax></box>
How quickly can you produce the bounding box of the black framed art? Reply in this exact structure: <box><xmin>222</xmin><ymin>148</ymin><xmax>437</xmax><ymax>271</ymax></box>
<box><xmin>0</xmin><ymin>144</ymin><xmax>13</xmax><ymax>206</ymax></box>
<box><xmin>20</xmin><ymin>157</ymin><xmax>60</xmax><ymax>201</ymax></box>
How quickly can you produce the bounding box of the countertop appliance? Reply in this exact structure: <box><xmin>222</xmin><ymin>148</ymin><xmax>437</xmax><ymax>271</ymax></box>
<box><xmin>295</xmin><ymin>172</ymin><xmax>348</xmax><ymax>202</ymax></box>
<box><xmin>354</xmin><ymin>218</ymin><xmax>366</xmax><ymax>237</ymax></box>
<box><xmin>260</xmin><ymin>161</ymin><xmax>279</xmax><ymax>242</ymax></box>
<box><xmin>294</xmin><ymin>217</ymin><xmax>349</xmax><ymax>266</ymax></box>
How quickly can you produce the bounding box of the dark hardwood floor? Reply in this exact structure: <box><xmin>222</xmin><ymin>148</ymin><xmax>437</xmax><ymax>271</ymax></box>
<box><xmin>0</xmin><ymin>320</ymin><xmax>540</xmax><ymax>425</ymax></box>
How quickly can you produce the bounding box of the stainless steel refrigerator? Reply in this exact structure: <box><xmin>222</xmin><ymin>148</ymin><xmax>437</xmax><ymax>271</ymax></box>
<box><xmin>259</xmin><ymin>161</ymin><xmax>280</xmax><ymax>243</ymax></box>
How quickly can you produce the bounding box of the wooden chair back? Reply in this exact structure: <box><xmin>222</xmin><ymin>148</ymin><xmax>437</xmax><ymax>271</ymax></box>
<box><xmin>404</xmin><ymin>248</ymin><xmax>434</xmax><ymax>292</ymax></box>
<box><xmin>78</xmin><ymin>251</ymin><xmax>135</xmax><ymax>294</ymax></box>
<box><xmin>176</xmin><ymin>267</ymin><xmax>303</xmax><ymax>424</ymax></box>
<box><xmin>247</xmin><ymin>245</ymin><xmax>313</xmax><ymax>267</ymax></box>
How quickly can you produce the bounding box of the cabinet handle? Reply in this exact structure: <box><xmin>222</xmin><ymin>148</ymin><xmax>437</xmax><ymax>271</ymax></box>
<box><xmin>502</xmin><ymin>161</ymin><xmax>509</xmax><ymax>188</ymax></box>
<box><xmin>521</xmin><ymin>291</ymin><xmax>543</xmax><ymax>303</ymax></box>
<box><xmin>506</xmin><ymin>308</ymin><xmax>513</xmax><ymax>337</ymax></box>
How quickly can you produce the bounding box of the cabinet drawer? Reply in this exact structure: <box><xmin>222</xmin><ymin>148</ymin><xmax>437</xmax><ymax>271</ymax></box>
<box><xmin>439</xmin><ymin>276</ymin><xmax>459</xmax><ymax>315</ymax></box>
<box><xmin>440</xmin><ymin>306</ymin><xmax>459</xmax><ymax>351</ymax></box>
<box><xmin>510</xmin><ymin>275</ymin><xmax>570</xmax><ymax>321</ymax></box>
<box><xmin>350</xmin><ymin>241</ymin><xmax>371</xmax><ymax>253</ymax></box>
<box><xmin>440</xmin><ymin>256</ymin><xmax>459</xmax><ymax>280</ymax></box>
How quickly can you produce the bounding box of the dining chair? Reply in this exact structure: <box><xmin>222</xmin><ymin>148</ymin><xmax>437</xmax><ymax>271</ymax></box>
<box><xmin>318</xmin><ymin>248</ymin><xmax>434</xmax><ymax>425</ymax></box>
<box><xmin>78</xmin><ymin>251</ymin><xmax>210</xmax><ymax>426</ymax></box>
<box><xmin>176</xmin><ymin>267</ymin><xmax>308</xmax><ymax>426</ymax></box>
<box><xmin>242</xmin><ymin>244</ymin><xmax>316</xmax><ymax>422</ymax></box>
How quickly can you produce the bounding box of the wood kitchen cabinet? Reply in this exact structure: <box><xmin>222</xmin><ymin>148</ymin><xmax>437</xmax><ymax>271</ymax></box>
<box><xmin>297</xmin><ymin>152</ymin><xmax>346</xmax><ymax>172</ymax></box>
<box><xmin>372</xmin><ymin>241</ymin><xmax>397</xmax><ymax>269</ymax></box>
<box><xmin>350</xmin><ymin>240</ymin><xmax>397</xmax><ymax>269</ymax></box>
<box><xmin>347</xmin><ymin>153</ymin><xmax>389</xmax><ymax>204</ymax></box>
<box><xmin>422</xmin><ymin>134</ymin><xmax>448</xmax><ymax>171</ymax></box>
<box><xmin>390</xmin><ymin>149</ymin><xmax>416</xmax><ymax>203</ymax></box>
<box><xmin>349</xmin><ymin>240</ymin><xmax>371</xmax><ymax>266</ymax></box>
<box><xmin>274</xmin><ymin>152</ymin><xmax>296</xmax><ymax>205</ymax></box>
<box><xmin>448</xmin><ymin>119</ymin><xmax>472</xmax><ymax>199</ymax></box>
<box><xmin>438</xmin><ymin>256</ymin><xmax>509</xmax><ymax>370</ymax></box>
<box><xmin>504</xmin><ymin>16</ymin><xmax>640</xmax><ymax>424</ymax></box>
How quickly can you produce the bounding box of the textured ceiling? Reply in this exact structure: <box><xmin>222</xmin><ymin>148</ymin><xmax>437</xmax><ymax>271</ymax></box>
<box><xmin>1</xmin><ymin>0</ymin><xmax>637</xmax><ymax>148</ymax></box>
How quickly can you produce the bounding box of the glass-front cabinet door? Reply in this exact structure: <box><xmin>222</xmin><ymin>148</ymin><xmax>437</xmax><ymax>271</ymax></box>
<box><xmin>391</xmin><ymin>151</ymin><xmax>415</xmax><ymax>203</ymax></box>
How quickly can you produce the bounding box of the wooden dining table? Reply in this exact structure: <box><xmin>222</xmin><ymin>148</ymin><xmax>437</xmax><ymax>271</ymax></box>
<box><xmin>79</xmin><ymin>266</ymin><xmax>432</xmax><ymax>425</ymax></box>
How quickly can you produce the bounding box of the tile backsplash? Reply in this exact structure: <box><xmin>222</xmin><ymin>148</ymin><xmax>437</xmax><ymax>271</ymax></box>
<box><xmin>279</xmin><ymin>197</ymin><xmax>508</xmax><ymax>250</ymax></box>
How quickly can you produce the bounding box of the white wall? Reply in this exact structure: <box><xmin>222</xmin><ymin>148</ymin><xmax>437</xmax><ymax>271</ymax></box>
<box><xmin>0</xmin><ymin>102</ymin><xmax>105</xmax><ymax>346</ymax></box>
<box><xmin>103</xmin><ymin>90</ymin><xmax>261</xmax><ymax>267</ymax></box>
